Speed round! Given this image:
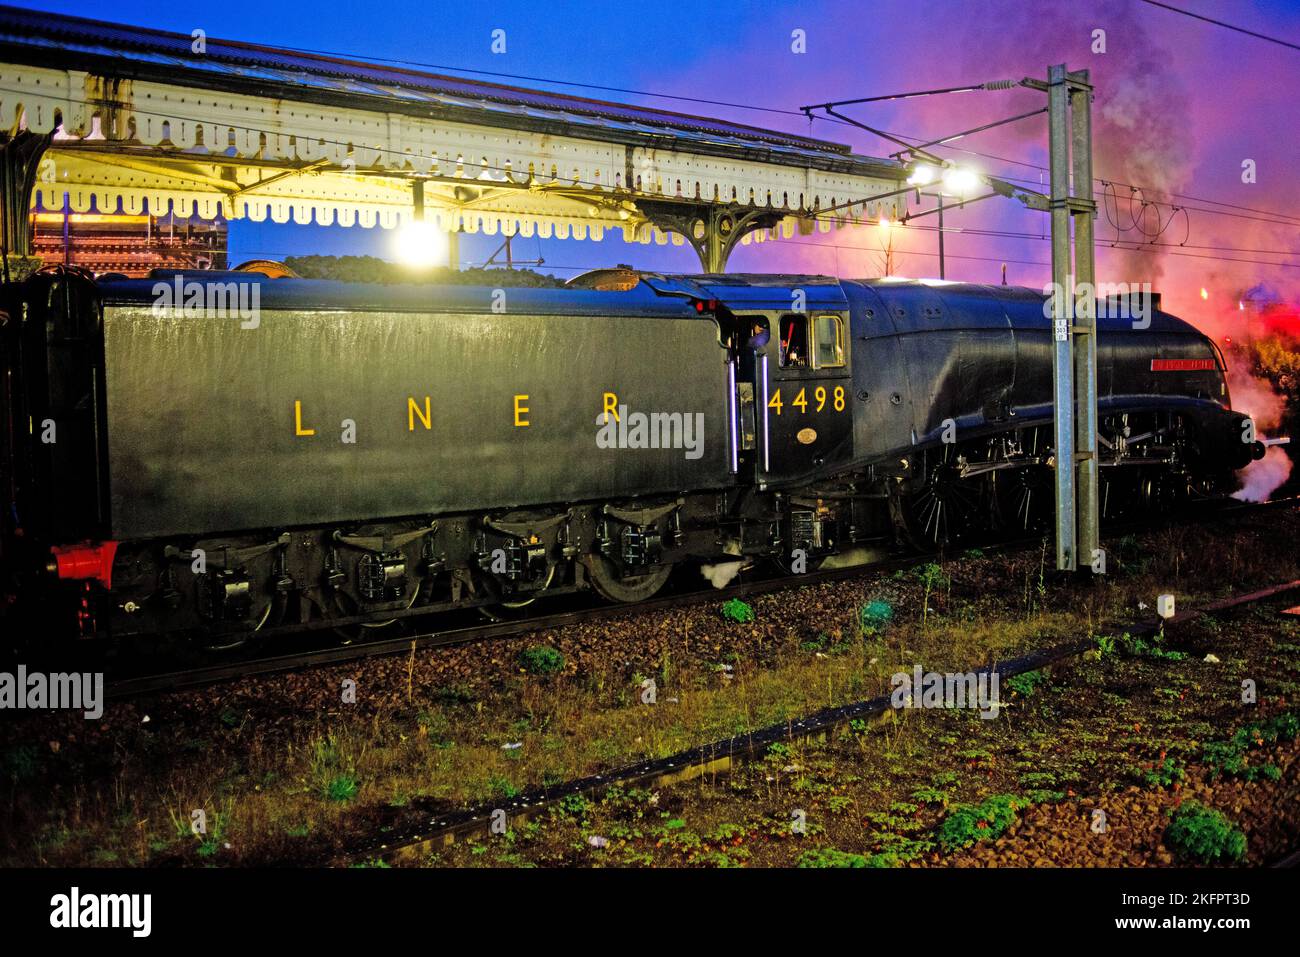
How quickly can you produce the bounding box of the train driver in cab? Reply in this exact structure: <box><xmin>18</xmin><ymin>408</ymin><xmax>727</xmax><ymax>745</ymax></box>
<box><xmin>781</xmin><ymin>315</ymin><xmax>809</xmax><ymax>368</ymax></box>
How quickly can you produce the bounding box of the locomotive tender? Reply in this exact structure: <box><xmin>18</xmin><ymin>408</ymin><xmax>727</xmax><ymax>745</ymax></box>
<box><xmin>0</xmin><ymin>267</ymin><xmax>1260</xmax><ymax>643</ymax></box>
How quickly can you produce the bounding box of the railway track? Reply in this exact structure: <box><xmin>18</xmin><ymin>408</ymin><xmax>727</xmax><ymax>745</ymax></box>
<box><xmin>364</xmin><ymin>573</ymin><xmax>1300</xmax><ymax>865</ymax></box>
<box><xmin>101</xmin><ymin>494</ymin><xmax>1300</xmax><ymax>700</ymax></box>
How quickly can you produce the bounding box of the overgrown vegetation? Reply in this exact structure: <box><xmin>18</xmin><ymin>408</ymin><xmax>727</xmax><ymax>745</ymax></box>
<box><xmin>1164</xmin><ymin>801</ymin><xmax>1247</xmax><ymax>864</ymax></box>
<box><xmin>4</xmin><ymin>509</ymin><xmax>1300</xmax><ymax>867</ymax></box>
<box><xmin>914</xmin><ymin>563</ymin><xmax>950</xmax><ymax>630</ymax></box>
<box><xmin>517</xmin><ymin>645</ymin><xmax>565</xmax><ymax>676</ymax></box>
<box><xmin>859</xmin><ymin>600</ymin><xmax>894</xmax><ymax>638</ymax></box>
<box><xmin>1202</xmin><ymin>712</ymin><xmax>1299</xmax><ymax>782</ymax></box>
<box><xmin>721</xmin><ymin>599</ymin><xmax>755</xmax><ymax>624</ymax></box>
<box><xmin>936</xmin><ymin>794</ymin><xmax>1028</xmax><ymax>852</ymax></box>
<box><xmin>1005</xmin><ymin>669</ymin><xmax>1048</xmax><ymax>698</ymax></box>
<box><xmin>1094</xmin><ymin>631</ymin><xmax>1187</xmax><ymax>662</ymax></box>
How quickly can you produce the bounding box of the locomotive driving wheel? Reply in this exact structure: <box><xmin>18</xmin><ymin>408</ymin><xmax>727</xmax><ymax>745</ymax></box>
<box><xmin>1099</xmin><ymin>467</ymin><xmax>1142</xmax><ymax>520</ymax></box>
<box><xmin>902</xmin><ymin>444</ymin><xmax>990</xmax><ymax>548</ymax></box>
<box><xmin>991</xmin><ymin>428</ymin><xmax>1054</xmax><ymax>536</ymax></box>
<box><xmin>582</xmin><ymin>554</ymin><xmax>674</xmax><ymax>603</ymax></box>
<box><xmin>997</xmin><ymin>464</ymin><xmax>1054</xmax><ymax>535</ymax></box>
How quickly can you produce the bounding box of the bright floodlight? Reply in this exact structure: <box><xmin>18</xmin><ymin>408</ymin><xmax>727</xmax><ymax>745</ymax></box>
<box><xmin>393</xmin><ymin>220</ymin><xmax>447</xmax><ymax>268</ymax></box>
<box><xmin>942</xmin><ymin>167</ymin><xmax>980</xmax><ymax>197</ymax></box>
<box><xmin>907</xmin><ymin>164</ymin><xmax>937</xmax><ymax>187</ymax></box>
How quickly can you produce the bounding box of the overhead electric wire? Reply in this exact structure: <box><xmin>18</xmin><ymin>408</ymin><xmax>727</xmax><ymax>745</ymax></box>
<box><xmin>222</xmin><ymin>42</ymin><xmax>814</xmax><ymax>120</ymax></box>
<box><xmin>780</xmin><ymin>222</ymin><xmax>1300</xmax><ymax>271</ymax></box>
<box><xmin>801</xmin><ymin>81</ymin><xmax>1022</xmax><ymax>111</ymax></box>
<box><xmin>904</xmin><ymin>220</ymin><xmax>1300</xmax><ymax>260</ymax></box>
<box><xmin>14</xmin><ymin>82</ymin><xmax>1300</xmax><ymax>272</ymax></box>
<box><xmin>105</xmin><ymin>35</ymin><xmax>1300</xmax><ymax>230</ymax></box>
<box><xmin>771</xmin><ymin>232</ymin><xmax>1300</xmax><ymax>273</ymax></box>
<box><xmin>1137</xmin><ymin>0</ymin><xmax>1300</xmax><ymax>53</ymax></box>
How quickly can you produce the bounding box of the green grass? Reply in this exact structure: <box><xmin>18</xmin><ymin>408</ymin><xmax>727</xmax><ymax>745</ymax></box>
<box><xmin>518</xmin><ymin>646</ymin><xmax>565</xmax><ymax>676</ymax></box>
<box><xmin>797</xmin><ymin>847</ymin><xmax>876</xmax><ymax>868</ymax></box>
<box><xmin>325</xmin><ymin>775</ymin><xmax>359</xmax><ymax>803</ymax></box>
<box><xmin>721</xmin><ymin>599</ymin><xmax>755</xmax><ymax>624</ymax></box>
<box><xmin>1005</xmin><ymin>669</ymin><xmax>1049</xmax><ymax>698</ymax></box>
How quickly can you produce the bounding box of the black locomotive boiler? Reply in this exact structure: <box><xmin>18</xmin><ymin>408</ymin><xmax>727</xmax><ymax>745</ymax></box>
<box><xmin>0</xmin><ymin>267</ymin><xmax>1260</xmax><ymax>644</ymax></box>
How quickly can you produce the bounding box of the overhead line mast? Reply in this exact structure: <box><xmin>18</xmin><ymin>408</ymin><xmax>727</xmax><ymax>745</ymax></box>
<box><xmin>801</xmin><ymin>65</ymin><xmax>1100</xmax><ymax>572</ymax></box>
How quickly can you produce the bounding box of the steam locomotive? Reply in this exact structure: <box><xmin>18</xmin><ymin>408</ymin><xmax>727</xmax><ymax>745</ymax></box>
<box><xmin>0</xmin><ymin>266</ymin><xmax>1260</xmax><ymax>645</ymax></box>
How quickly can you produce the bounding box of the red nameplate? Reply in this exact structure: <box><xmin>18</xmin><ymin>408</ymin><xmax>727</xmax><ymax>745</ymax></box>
<box><xmin>1151</xmin><ymin>358</ymin><xmax>1216</xmax><ymax>371</ymax></box>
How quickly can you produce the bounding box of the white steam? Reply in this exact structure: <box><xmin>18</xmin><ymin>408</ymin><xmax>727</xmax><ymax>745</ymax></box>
<box><xmin>700</xmin><ymin>561</ymin><xmax>745</xmax><ymax>589</ymax></box>
<box><xmin>1233</xmin><ymin>446</ymin><xmax>1292</xmax><ymax>503</ymax></box>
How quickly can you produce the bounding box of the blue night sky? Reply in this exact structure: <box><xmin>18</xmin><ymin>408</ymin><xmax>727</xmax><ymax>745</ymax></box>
<box><xmin>16</xmin><ymin>0</ymin><xmax>1300</xmax><ymax>316</ymax></box>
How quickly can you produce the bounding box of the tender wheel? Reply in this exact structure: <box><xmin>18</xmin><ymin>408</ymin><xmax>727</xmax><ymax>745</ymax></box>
<box><xmin>477</xmin><ymin>562</ymin><xmax>559</xmax><ymax>621</ymax></box>
<box><xmin>582</xmin><ymin>555</ymin><xmax>673</xmax><ymax>603</ymax></box>
<box><xmin>323</xmin><ymin>586</ymin><xmax>414</xmax><ymax>645</ymax></box>
<box><xmin>198</xmin><ymin>593</ymin><xmax>277</xmax><ymax>652</ymax></box>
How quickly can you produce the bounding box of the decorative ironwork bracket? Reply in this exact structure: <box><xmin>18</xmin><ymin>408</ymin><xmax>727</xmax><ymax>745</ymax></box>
<box><xmin>0</xmin><ymin>128</ymin><xmax>53</xmax><ymax>266</ymax></box>
<box><xmin>638</xmin><ymin>199</ymin><xmax>787</xmax><ymax>273</ymax></box>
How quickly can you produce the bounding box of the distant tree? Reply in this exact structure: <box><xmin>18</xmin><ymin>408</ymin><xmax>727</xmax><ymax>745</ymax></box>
<box><xmin>1251</xmin><ymin>336</ymin><xmax>1300</xmax><ymax>398</ymax></box>
<box><xmin>1244</xmin><ymin>333</ymin><xmax>1300</xmax><ymax>441</ymax></box>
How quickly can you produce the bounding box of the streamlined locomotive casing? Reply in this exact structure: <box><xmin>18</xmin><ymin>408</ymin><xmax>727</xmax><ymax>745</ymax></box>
<box><xmin>841</xmin><ymin>279</ymin><xmax>1251</xmax><ymax>472</ymax></box>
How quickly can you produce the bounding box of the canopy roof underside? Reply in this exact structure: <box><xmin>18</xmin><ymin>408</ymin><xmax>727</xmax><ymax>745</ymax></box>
<box><xmin>2</xmin><ymin>5</ymin><xmax>910</xmax><ymax>244</ymax></box>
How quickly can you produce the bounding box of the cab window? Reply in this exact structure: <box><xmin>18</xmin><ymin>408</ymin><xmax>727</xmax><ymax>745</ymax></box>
<box><xmin>814</xmin><ymin>315</ymin><xmax>845</xmax><ymax>368</ymax></box>
<box><xmin>779</xmin><ymin>315</ymin><xmax>809</xmax><ymax>368</ymax></box>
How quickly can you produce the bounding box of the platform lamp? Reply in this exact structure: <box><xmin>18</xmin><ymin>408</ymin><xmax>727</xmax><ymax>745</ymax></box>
<box><xmin>906</xmin><ymin>164</ymin><xmax>979</xmax><ymax>281</ymax></box>
<box><xmin>393</xmin><ymin>178</ymin><xmax>451</xmax><ymax>269</ymax></box>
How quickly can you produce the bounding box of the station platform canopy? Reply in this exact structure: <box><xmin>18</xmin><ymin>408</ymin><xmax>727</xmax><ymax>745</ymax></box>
<box><xmin>0</xmin><ymin>5</ymin><xmax>911</xmax><ymax>269</ymax></box>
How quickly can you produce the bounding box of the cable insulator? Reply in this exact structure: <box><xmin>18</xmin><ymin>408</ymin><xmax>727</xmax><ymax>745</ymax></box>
<box><xmin>983</xmin><ymin>80</ymin><xmax>1019</xmax><ymax>90</ymax></box>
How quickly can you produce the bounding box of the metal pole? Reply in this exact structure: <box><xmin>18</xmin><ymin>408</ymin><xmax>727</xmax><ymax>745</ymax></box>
<box><xmin>1070</xmin><ymin>69</ymin><xmax>1100</xmax><ymax>571</ymax></box>
<box><xmin>937</xmin><ymin>195</ymin><xmax>945</xmax><ymax>279</ymax></box>
<box><xmin>1048</xmin><ymin>64</ymin><xmax>1076</xmax><ymax>571</ymax></box>
<box><xmin>62</xmin><ymin>190</ymin><xmax>70</xmax><ymax>266</ymax></box>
